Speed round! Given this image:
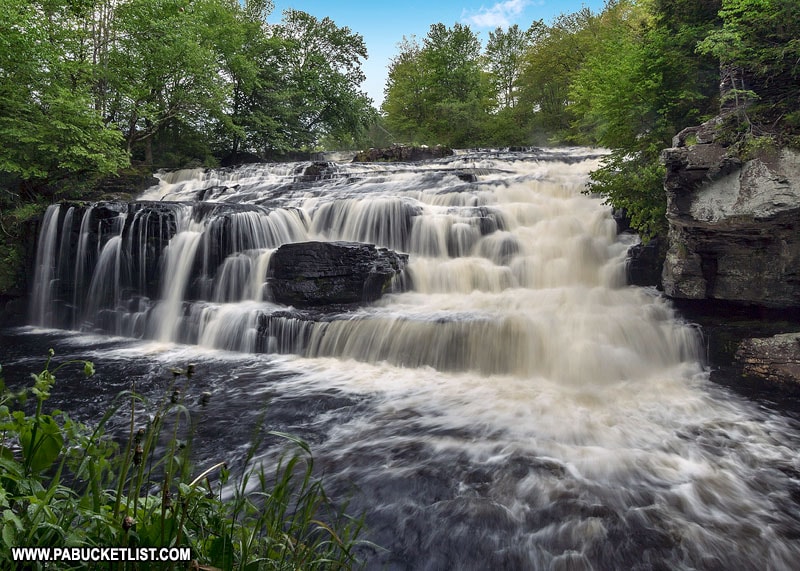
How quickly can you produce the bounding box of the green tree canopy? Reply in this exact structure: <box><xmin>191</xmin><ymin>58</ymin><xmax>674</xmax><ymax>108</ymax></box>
<box><xmin>382</xmin><ymin>36</ymin><xmax>429</xmax><ymax>143</ymax></box>
<box><xmin>273</xmin><ymin>9</ymin><xmax>374</xmax><ymax>151</ymax></box>
<box><xmin>0</xmin><ymin>0</ymin><xmax>128</xmax><ymax>193</ymax></box>
<box><xmin>0</xmin><ymin>0</ymin><xmax>376</xmax><ymax>191</ymax></box>
<box><xmin>568</xmin><ymin>0</ymin><xmax>720</xmax><ymax>238</ymax></box>
<box><xmin>485</xmin><ymin>24</ymin><xmax>531</xmax><ymax>111</ymax></box>
<box><xmin>382</xmin><ymin>23</ymin><xmax>491</xmax><ymax>147</ymax></box>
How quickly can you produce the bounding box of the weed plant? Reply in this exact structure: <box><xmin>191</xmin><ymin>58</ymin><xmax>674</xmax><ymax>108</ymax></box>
<box><xmin>0</xmin><ymin>351</ymin><xmax>365</xmax><ymax>570</ymax></box>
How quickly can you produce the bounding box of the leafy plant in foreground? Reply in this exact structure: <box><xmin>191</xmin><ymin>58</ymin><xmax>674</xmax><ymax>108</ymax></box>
<box><xmin>0</xmin><ymin>352</ymin><xmax>366</xmax><ymax>570</ymax></box>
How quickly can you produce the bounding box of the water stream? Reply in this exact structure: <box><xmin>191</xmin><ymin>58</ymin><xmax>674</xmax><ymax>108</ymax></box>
<box><xmin>4</xmin><ymin>149</ymin><xmax>800</xmax><ymax>569</ymax></box>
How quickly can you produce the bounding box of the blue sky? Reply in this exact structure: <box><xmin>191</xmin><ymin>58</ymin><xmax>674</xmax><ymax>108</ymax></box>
<box><xmin>268</xmin><ymin>0</ymin><xmax>608</xmax><ymax>107</ymax></box>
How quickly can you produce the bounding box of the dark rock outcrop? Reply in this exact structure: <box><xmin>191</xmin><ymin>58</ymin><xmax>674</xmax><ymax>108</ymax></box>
<box><xmin>267</xmin><ymin>241</ymin><xmax>407</xmax><ymax>307</ymax></box>
<box><xmin>661</xmin><ymin>140</ymin><xmax>800</xmax><ymax>308</ymax></box>
<box><xmin>353</xmin><ymin>145</ymin><xmax>453</xmax><ymax>163</ymax></box>
<box><xmin>736</xmin><ymin>333</ymin><xmax>800</xmax><ymax>388</ymax></box>
<box><xmin>220</xmin><ymin>151</ymin><xmax>263</xmax><ymax>167</ymax></box>
<box><xmin>626</xmin><ymin>237</ymin><xmax>666</xmax><ymax>288</ymax></box>
<box><xmin>298</xmin><ymin>162</ymin><xmax>340</xmax><ymax>182</ymax></box>
<box><xmin>612</xmin><ymin>208</ymin><xmax>633</xmax><ymax>235</ymax></box>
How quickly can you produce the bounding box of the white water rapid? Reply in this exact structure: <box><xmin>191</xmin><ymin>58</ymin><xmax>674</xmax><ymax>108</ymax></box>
<box><xmin>23</xmin><ymin>149</ymin><xmax>800</xmax><ymax>569</ymax></box>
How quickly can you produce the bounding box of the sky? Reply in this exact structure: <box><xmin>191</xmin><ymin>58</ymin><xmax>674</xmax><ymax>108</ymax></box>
<box><xmin>268</xmin><ymin>0</ymin><xmax>608</xmax><ymax>108</ymax></box>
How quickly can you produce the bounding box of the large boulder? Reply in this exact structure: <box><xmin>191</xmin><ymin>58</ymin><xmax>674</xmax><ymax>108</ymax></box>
<box><xmin>267</xmin><ymin>241</ymin><xmax>407</xmax><ymax>307</ymax></box>
<box><xmin>735</xmin><ymin>333</ymin><xmax>800</xmax><ymax>389</ymax></box>
<box><xmin>661</xmin><ymin>142</ymin><xmax>800</xmax><ymax>308</ymax></box>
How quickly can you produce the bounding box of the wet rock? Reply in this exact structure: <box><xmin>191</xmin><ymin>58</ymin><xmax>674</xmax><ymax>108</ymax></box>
<box><xmin>507</xmin><ymin>146</ymin><xmax>543</xmax><ymax>153</ymax></box>
<box><xmin>735</xmin><ymin>333</ymin><xmax>800</xmax><ymax>388</ymax></box>
<box><xmin>267</xmin><ymin>241</ymin><xmax>408</xmax><ymax>307</ymax></box>
<box><xmin>661</xmin><ymin>143</ymin><xmax>800</xmax><ymax>308</ymax></box>
<box><xmin>455</xmin><ymin>171</ymin><xmax>478</xmax><ymax>183</ymax></box>
<box><xmin>298</xmin><ymin>162</ymin><xmax>338</xmax><ymax>181</ymax></box>
<box><xmin>353</xmin><ymin>145</ymin><xmax>453</xmax><ymax>163</ymax></box>
<box><xmin>0</xmin><ymin>297</ymin><xmax>26</xmax><ymax>326</ymax></box>
<box><xmin>220</xmin><ymin>151</ymin><xmax>262</xmax><ymax>167</ymax></box>
<box><xmin>612</xmin><ymin>208</ymin><xmax>633</xmax><ymax>234</ymax></box>
<box><xmin>626</xmin><ymin>237</ymin><xmax>666</xmax><ymax>288</ymax></box>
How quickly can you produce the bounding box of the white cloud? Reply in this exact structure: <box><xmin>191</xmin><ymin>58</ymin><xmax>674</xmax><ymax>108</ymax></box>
<box><xmin>462</xmin><ymin>0</ymin><xmax>533</xmax><ymax>28</ymax></box>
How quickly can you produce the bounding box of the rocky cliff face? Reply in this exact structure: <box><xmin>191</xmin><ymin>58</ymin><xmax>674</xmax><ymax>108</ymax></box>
<box><xmin>661</xmin><ymin>130</ymin><xmax>800</xmax><ymax>308</ymax></box>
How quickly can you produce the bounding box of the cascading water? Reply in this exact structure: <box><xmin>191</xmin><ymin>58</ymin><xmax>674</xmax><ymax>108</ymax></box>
<box><xmin>18</xmin><ymin>148</ymin><xmax>800</xmax><ymax>569</ymax></box>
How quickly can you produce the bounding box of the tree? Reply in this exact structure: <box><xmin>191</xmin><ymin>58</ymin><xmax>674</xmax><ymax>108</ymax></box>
<box><xmin>569</xmin><ymin>2</ymin><xmax>656</xmax><ymax>148</ymax></box>
<box><xmin>382</xmin><ymin>23</ymin><xmax>491</xmax><ymax>147</ymax></box>
<box><xmin>485</xmin><ymin>24</ymin><xmax>530</xmax><ymax>110</ymax></box>
<box><xmin>382</xmin><ymin>36</ymin><xmax>430</xmax><ymax>143</ymax></box>
<box><xmin>0</xmin><ymin>0</ymin><xmax>128</xmax><ymax>194</ymax></box>
<box><xmin>106</xmin><ymin>0</ymin><xmax>231</xmax><ymax>166</ymax></box>
<box><xmin>479</xmin><ymin>24</ymin><xmax>534</xmax><ymax>146</ymax></box>
<box><xmin>568</xmin><ymin>0</ymin><xmax>720</xmax><ymax>238</ymax></box>
<box><xmin>272</xmin><ymin>9</ymin><xmax>373</xmax><ymax>150</ymax></box>
<box><xmin>516</xmin><ymin>9</ymin><xmax>603</xmax><ymax>141</ymax></box>
<box><xmin>698</xmin><ymin>0</ymin><xmax>800</xmax><ymax>139</ymax></box>
<box><xmin>199</xmin><ymin>0</ymin><xmax>290</xmax><ymax>159</ymax></box>
<box><xmin>423</xmin><ymin>23</ymin><xmax>491</xmax><ymax>147</ymax></box>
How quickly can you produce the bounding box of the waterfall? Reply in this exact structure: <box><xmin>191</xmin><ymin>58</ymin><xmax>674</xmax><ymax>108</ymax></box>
<box><xmin>30</xmin><ymin>205</ymin><xmax>62</xmax><ymax>326</ymax></box>
<box><xmin>28</xmin><ymin>149</ymin><xmax>697</xmax><ymax>376</ymax></box>
<box><xmin>25</xmin><ymin>148</ymin><xmax>800</xmax><ymax>570</ymax></box>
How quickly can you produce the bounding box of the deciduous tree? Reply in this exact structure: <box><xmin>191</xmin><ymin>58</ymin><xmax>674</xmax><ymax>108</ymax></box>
<box><xmin>0</xmin><ymin>0</ymin><xmax>128</xmax><ymax>193</ymax></box>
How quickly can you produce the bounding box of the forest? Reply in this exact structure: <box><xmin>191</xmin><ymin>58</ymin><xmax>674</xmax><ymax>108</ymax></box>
<box><xmin>383</xmin><ymin>0</ymin><xmax>799</xmax><ymax>237</ymax></box>
<box><xmin>1</xmin><ymin>0</ymin><xmax>799</xmax><ymax>234</ymax></box>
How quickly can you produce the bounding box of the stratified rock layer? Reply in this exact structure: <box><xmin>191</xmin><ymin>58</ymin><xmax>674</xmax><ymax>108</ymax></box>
<box><xmin>736</xmin><ymin>333</ymin><xmax>800</xmax><ymax>388</ymax></box>
<box><xmin>267</xmin><ymin>241</ymin><xmax>407</xmax><ymax>307</ymax></box>
<box><xmin>352</xmin><ymin>145</ymin><xmax>453</xmax><ymax>162</ymax></box>
<box><xmin>661</xmin><ymin>142</ymin><xmax>800</xmax><ymax>308</ymax></box>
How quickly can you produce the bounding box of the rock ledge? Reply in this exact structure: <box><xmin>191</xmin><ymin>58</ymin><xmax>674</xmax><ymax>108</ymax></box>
<box><xmin>735</xmin><ymin>333</ymin><xmax>800</xmax><ymax>388</ymax></box>
<box><xmin>661</xmin><ymin>140</ymin><xmax>800</xmax><ymax>308</ymax></box>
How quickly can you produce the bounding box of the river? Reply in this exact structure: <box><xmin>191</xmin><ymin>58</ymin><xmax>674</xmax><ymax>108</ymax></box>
<box><xmin>2</xmin><ymin>148</ymin><xmax>799</xmax><ymax>569</ymax></box>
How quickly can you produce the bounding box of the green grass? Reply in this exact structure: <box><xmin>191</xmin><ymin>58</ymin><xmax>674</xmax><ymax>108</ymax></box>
<box><xmin>0</xmin><ymin>352</ymin><xmax>367</xmax><ymax>570</ymax></box>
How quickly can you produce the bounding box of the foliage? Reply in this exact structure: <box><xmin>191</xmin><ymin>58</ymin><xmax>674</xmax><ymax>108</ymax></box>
<box><xmin>0</xmin><ymin>0</ymin><xmax>129</xmax><ymax>191</ymax></box>
<box><xmin>382</xmin><ymin>37</ymin><xmax>428</xmax><ymax>144</ymax></box>
<box><xmin>0</xmin><ymin>353</ymin><xmax>366</xmax><ymax>570</ymax></box>
<box><xmin>0</xmin><ymin>201</ymin><xmax>46</xmax><ymax>296</ymax></box>
<box><xmin>697</xmin><ymin>0</ymin><xmax>800</xmax><ymax>139</ymax></box>
<box><xmin>107</xmin><ymin>0</ymin><xmax>230</xmax><ymax>165</ymax></box>
<box><xmin>588</xmin><ymin>149</ymin><xmax>668</xmax><ymax>240</ymax></box>
<box><xmin>273</xmin><ymin>10</ymin><xmax>375</xmax><ymax>152</ymax></box>
<box><xmin>516</xmin><ymin>9</ymin><xmax>607</xmax><ymax>142</ymax></box>
<box><xmin>0</xmin><ymin>0</ymin><xmax>375</xmax><ymax>188</ymax></box>
<box><xmin>382</xmin><ymin>24</ymin><xmax>493</xmax><ymax>147</ymax></box>
<box><xmin>484</xmin><ymin>25</ymin><xmax>530</xmax><ymax>111</ymax></box>
<box><xmin>568</xmin><ymin>0</ymin><xmax>720</xmax><ymax>237</ymax></box>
